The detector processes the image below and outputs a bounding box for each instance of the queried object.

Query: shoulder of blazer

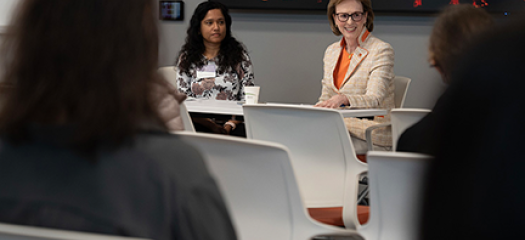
[359,33,392,52]
[323,41,343,64]
[326,40,342,53]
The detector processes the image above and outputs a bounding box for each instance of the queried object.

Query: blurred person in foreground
[396,4,493,154]
[0,0,236,239]
[420,15,525,240]
[176,1,254,137]
[315,0,395,154]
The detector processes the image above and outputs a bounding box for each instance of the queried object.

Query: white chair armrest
[365,123,391,152]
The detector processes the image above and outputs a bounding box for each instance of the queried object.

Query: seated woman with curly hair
[176,1,254,137]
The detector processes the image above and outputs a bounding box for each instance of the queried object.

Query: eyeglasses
[335,12,364,22]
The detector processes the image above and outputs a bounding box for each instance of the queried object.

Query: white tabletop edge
[184,100,387,117]
[339,109,387,118]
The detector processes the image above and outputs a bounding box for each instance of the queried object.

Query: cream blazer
[318,29,395,146]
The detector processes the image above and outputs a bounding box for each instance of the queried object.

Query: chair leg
[358,176,369,206]
[357,187,369,206]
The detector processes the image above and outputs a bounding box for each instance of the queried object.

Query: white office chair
[156,67,195,132]
[157,66,178,87]
[393,76,411,110]
[359,151,432,240]
[178,102,196,132]
[390,108,431,151]
[365,76,412,151]
[0,222,150,240]
[243,105,366,229]
[174,132,364,240]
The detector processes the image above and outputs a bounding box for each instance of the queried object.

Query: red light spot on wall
[415,0,493,8]
[473,0,488,7]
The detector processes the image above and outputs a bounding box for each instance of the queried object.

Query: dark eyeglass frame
[334,12,364,22]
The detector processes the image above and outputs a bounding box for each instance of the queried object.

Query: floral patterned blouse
[176,53,255,101]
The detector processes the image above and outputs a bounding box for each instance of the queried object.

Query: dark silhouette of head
[0,0,164,152]
[429,4,492,82]
[420,16,525,240]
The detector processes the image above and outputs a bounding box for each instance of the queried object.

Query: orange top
[333,39,353,90]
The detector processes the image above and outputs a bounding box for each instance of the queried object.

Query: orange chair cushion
[308,205,369,227]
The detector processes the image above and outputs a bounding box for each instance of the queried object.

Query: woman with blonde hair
[315,0,395,154]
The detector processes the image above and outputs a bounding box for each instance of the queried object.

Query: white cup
[244,86,260,104]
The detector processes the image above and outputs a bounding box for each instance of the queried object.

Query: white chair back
[0,222,150,240]
[365,76,411,151]
[243,105,366,229]
[157,66,178,87]
[359,151,432,240]
[175,132,363,240]
[179,102,195,132]
[156,67,195,132]
[390,108,431,151]
[393,76,411,108]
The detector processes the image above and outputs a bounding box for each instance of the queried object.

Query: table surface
[184,100,387,118]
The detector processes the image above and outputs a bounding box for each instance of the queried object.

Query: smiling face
[333,0,367,44]
[200,9,226,47]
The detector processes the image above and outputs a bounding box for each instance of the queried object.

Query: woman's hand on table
[192,118,227,134]
[314,94,349,108]
[223,120,242,135]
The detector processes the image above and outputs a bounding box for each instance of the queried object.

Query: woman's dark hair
[0,0,164,151]
[177,1,247,74]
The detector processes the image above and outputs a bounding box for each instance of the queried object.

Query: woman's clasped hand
[314,94,350,108]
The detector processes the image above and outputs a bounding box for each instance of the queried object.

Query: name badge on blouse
[196,62,216,79]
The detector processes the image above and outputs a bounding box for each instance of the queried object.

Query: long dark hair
[0,0,164,151]
[177,1,247,74]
